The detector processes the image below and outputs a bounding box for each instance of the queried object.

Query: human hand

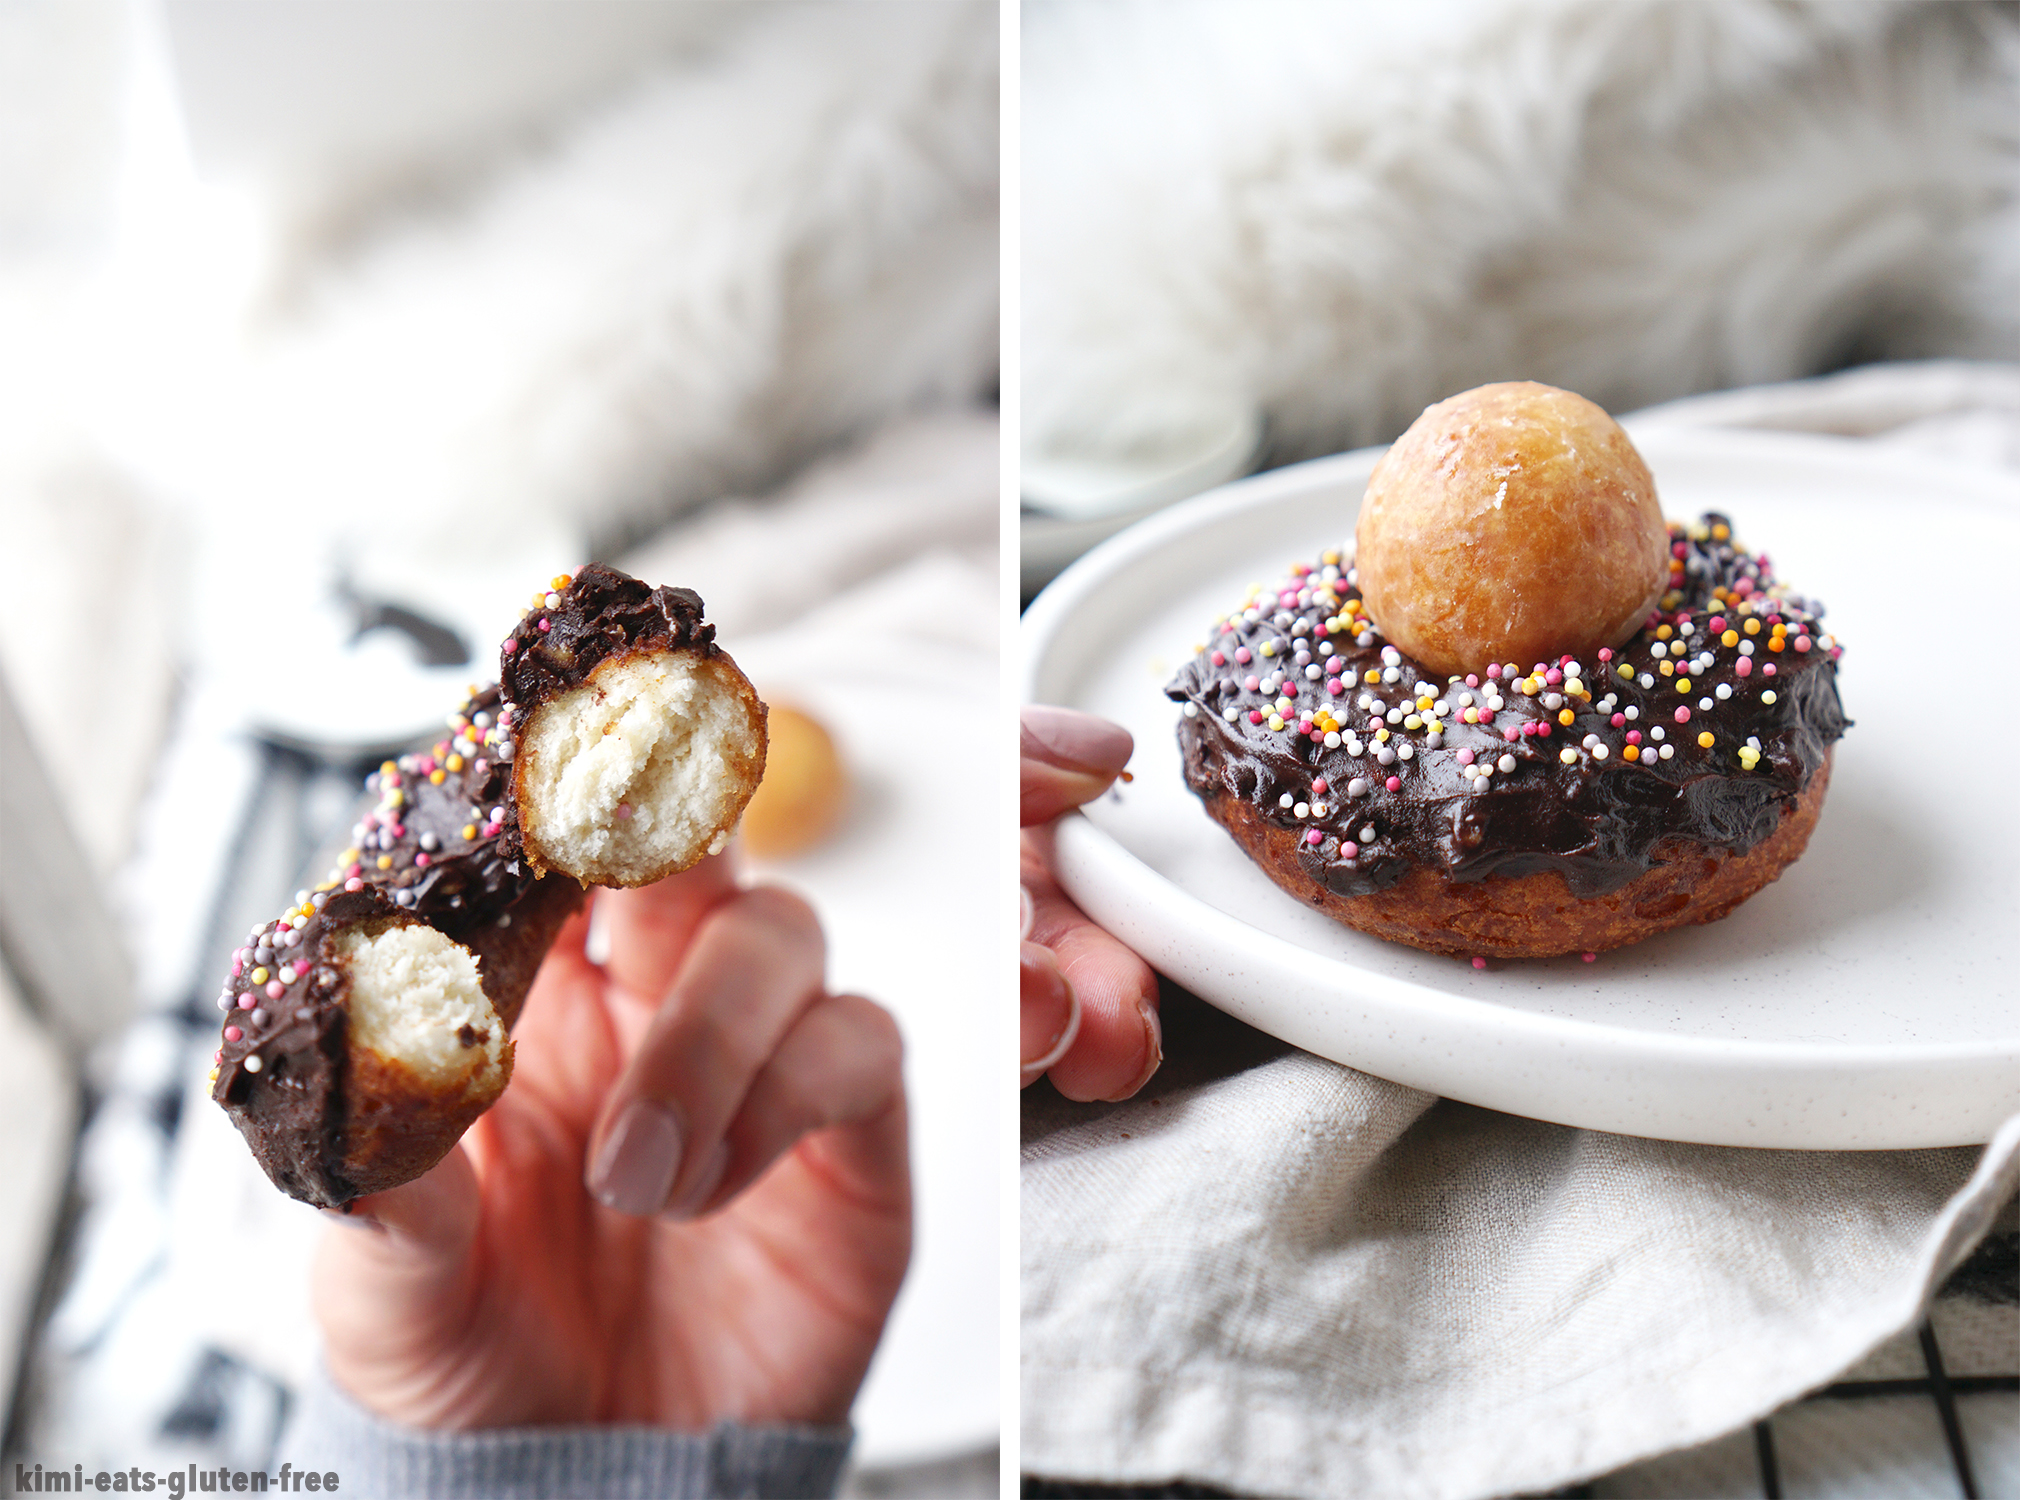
[312,855,910,1431]
[1020,706,1161,1100]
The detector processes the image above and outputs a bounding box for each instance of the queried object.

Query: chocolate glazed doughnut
[211,565,767,1206]
[1166,513,1848,959]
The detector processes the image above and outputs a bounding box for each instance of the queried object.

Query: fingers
[598,852,743,1002]
[684,992,905,1218]
[1021,833,1162,1101]
[1020,941,1081,1084]
[585,886,827,1217]
[313,1147,483,1410]
[1022,706,1133,826]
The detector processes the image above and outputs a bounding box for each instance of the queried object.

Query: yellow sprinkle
[1697,732,1715,748]
[1722,630,1739,647]
[1557,708,1575,727]
[387,790,405,808]
[446,754,464,772]
[207,1068,219,1083]
[1712,523,1730,541]
[1267,714,1284,730]
[1660,662,1674,677]
[1761,690,1777,704]
[251,967,268,984]
[1617,664,1634,679]
[1417,696,1434,711]
[1677,678,1692,692]
[339,848,359,865]
[1376,728,1390,743]
[377,855,393,870]
[463,824,478,841]
[551,574,571,589]
[1365,669,1381,684]
[1656,625,1673,641]
[430,769,446,785]
[291,914,308,929]
[380,761,397,776]
[1744,619,1761,635]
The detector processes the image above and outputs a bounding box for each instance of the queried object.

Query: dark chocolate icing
[1166,513,1848,899]
[212,886,405,1207]
[499,562,717,720]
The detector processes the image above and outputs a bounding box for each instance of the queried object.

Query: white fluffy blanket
[1024,0,2018,467]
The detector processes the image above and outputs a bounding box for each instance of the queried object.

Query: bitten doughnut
[213,566,768,1205]
[1167,403,1848,958]
[500,564,768,886]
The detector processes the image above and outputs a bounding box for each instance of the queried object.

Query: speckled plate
[1022,426,2020,1149]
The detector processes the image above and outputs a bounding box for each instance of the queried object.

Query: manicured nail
[589,1099,683,1216]
[663,1140,730,1221]
[1019,884,1035,939]
[1021,942,1081,1082]
[1021,706,1133,776]
[1103,995,1163,1102]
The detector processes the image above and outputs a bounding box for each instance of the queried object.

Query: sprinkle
[1384,775,1401,792]
[345,877,364,892]
[250,967,268,985]
[1674,708,1691,724]
[504,639,519,654]
[1560,747,1578,763]
[1471,956,1487,970]
[1304,830,1324,846]
[243,1055,262,1073]
[1359,825,1376,842]
[1498,754,1516,774]
[1697,731,1715,748]
[1761,690,1777,704]
[266,981,285,999]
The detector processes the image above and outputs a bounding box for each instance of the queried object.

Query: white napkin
[1020,362,2020,1500]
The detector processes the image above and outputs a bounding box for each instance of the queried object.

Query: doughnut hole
[333,919,507,1097]
[740,703,847,859]
[515,649,768,886]
[1355,382,1669,679]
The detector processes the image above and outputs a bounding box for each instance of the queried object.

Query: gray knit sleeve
[284,1364,853,1499]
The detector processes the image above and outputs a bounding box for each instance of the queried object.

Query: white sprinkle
[1561,747,1578,763]
[1280,793,1294,809]
[1377,747,1397,765]
[1360,825,1376,842]
[1382,646,1401,666]
[1498,754,1516,774]
[1324,731,1342,748]
[1223,707,1239,722]
[1715,684,1733,700]
[1312,802,1328,817]
[1651,726,1666,740]
[1624,706,1639,720]
[1740,640,1755,655]
[1305,665,1322,680]
[1542,693,1563,711]
[1183,702,1200,718]
[1383,667,1402,684]
[1639,674,1655,688]
[243,1055,263,1073]
[1659,744,1675,759]
[1762,690,1778,704]
[1318,641,1335,656]
[1699,698,1713,712]
[1348,778,1369,797]
[1397,744,1414,761]
[1592,744,1609,759]
[1426,732,1444,749]
[1651,641,1668,659]
[1294,802,1310,818]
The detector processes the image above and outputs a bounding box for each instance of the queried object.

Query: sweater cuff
[284,1364,853,1499]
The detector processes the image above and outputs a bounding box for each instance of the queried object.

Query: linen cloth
[1020,361,2020,1500]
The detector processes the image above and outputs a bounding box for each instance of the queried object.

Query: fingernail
[589,1099,683,1216]
[662,1140,730,1221]
[1102,995,1163,1102]
[1019,884,1035,939]
[1020,942,1081,1083]
[1022,706,1133,776]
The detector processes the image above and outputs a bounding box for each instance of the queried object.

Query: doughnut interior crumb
[518,651,765,884]
[333,921,506,1088]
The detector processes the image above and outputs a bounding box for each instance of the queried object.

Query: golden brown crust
[1202,752,1831,958]
[339,1040,512,1197]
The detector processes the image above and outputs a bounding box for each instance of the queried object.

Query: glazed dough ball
[1355,382,1669,679]
[739,704,847,859]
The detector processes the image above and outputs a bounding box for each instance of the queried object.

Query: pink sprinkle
[474,759,489,774]
[1581,952,1597,963]
[1457,749,1476,766]
[415,853,431,868]
[238,994,255,1010]
[538,618,551,633]
[1327,658,1344,675]
[1341,841,1359,859]
[1625,730,1642,744]
[1471,956,1488,970]
[1735,578,1755,596]
[1385,775,1401,792]
[503,639,519,654]
[232,960,243,978]
[417,757,436,775]
[1503,727,1520,742]
[484,821,503,838]
[346,863,363,879]
[1327,680,1345,696]
[1763,663,1776,677]
[1244,675,1261,691]
[1708,616,1726,633]
[1545,668,1563,685]
[616,803,633,820]
[1211,651,1226,666]
[389,823,405,838]
[1304,830,1323,846]
[266,980,285,999]
[1794,636,1811,652]
[1610,712,1626,727]
[345,877,364,892]
[1597,648,1613,662]
[1736,658,1752,677]
[1312,778,1329,795]
[1248,710,1264,725]
[1368,717,1384,732]
[1675,707,1691,723]
[1560,655,1576,667]
[224,1026,242,1042]
[1486,665,1502,679]
[1536,722,1551,737]
[1235,648,1252,665]
[1465,674,1479,687]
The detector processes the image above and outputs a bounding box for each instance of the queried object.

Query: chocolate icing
[1166,512,1849,900]
[499,562,717,723]
[212,886,404,1207]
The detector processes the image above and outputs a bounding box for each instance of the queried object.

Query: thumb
[1021,706,1133,826]
[312,1145,482,1413]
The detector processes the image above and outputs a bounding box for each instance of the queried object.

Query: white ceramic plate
[1022,427,2020,1149]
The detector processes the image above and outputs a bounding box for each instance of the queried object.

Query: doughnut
[1167,487,1848,957]
[212,565,767,1205]
[1355,382,1670,680]
[738,704,847,859]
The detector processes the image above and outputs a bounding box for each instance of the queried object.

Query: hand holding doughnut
[312,856,911,1430]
